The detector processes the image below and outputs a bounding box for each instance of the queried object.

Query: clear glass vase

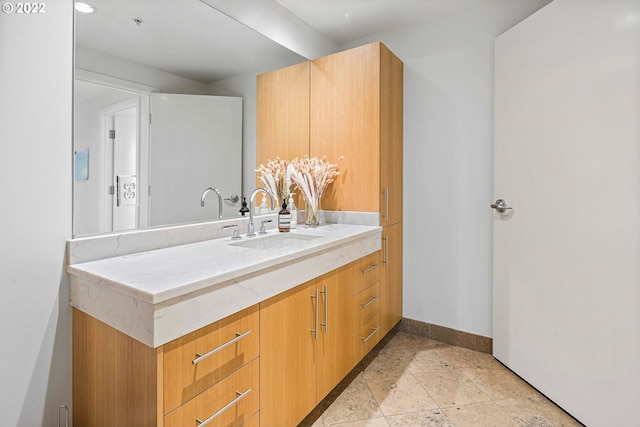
[304,199,320,226]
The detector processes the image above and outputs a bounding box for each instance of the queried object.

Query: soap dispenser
[288,193,297,229]
[278,199,291,232]
[259,194,269,214]
[239,197,249,216]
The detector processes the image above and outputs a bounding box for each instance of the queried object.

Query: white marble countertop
[68,224,379,305]
[67,221,381,347]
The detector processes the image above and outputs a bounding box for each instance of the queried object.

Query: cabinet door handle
[310,289,319,340]
[192,330,252,365]
[196,388,252,426]
[382,187,389,222]
[319,284,328,333]
[361,294,380,309]
[361,326,381,343]
[383,234,388,268]
[361,263,381,274]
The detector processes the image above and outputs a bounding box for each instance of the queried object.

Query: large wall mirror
[73,0,305,237]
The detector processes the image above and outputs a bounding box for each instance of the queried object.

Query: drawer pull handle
[361,263,381,274]
[310,290,319,340]
[196,388,252,426]
[193,330,252,365]
[319,284,328,333]
[361,326,381,343]
[361,295,380,309]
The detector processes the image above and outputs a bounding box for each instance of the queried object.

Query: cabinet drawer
[164,358,259,427]
[354,313,382,362]
[163,305,259,413]
[353,251,382,294]
[353,281,380,329]
[243,412,260,427]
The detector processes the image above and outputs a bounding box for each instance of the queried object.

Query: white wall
[209,73,259,198]
[76,45,210,95]
[0,2,73,426]
[343,0,552,337]
[74,87,139,235]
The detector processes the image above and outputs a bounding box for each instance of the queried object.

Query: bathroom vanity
[68,218,387,426]
[69,40,404,427]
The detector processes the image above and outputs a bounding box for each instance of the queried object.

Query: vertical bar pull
[319,285,328,333]
[382,187,389,222]
[383,234,388,268]
[57,405,69,427]
[310,289,319,340]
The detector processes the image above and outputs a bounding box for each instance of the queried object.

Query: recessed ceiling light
[75,2,96,14]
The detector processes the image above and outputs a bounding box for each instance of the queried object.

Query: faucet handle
[259,219,273,235]
[222,224,241,240]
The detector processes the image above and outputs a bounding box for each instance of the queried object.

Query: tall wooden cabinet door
[316,264,355,401]
[379,44,404,227]
[381,223,403,335]
[259,280,317,427]
[256,61,310,189]
[310,43,381,213]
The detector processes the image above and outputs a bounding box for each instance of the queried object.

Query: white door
[149,93,242,227]
[111,108,138,231]
[493,1,640,426]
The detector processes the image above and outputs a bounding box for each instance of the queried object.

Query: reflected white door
[493,1,640,426]
[149,93,242,226]
[111,108,138,231]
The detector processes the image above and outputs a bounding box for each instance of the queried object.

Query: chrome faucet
[248,187,275,237]
[200,187,223,219]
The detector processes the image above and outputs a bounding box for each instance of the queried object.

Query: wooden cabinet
[73,305,259,427]
[256,41,403,337]
[309,42,403,227]
[353,251,383,361]
[259,264,354,426]
[162,307,259,413]
[259,279,317,427]
[164,359,259,427]
[316,264,355,400]
[381,222,403,336]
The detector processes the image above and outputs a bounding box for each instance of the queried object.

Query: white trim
[75,68,159,94]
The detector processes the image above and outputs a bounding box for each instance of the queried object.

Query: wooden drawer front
[354,313,382,362]
[165,358,259,427]
[353,251,382,294]
[353,282,380,328]
[163,305,259,413]
[243,412,260,427]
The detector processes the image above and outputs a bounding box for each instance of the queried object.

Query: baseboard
[397,317,493,354]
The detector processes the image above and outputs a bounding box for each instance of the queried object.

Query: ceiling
[75,0,548,85]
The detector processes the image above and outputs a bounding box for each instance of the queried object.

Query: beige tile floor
[300,331,584,427]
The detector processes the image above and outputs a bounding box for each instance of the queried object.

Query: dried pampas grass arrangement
[255,157,293,203]
[289,156,341,225]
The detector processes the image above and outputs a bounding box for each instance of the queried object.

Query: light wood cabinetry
[259,264,354,426]
[164,359,259,427]
[381,222,403,335]
[259,279,317,427]
[256,61,310,205]
[162,306,259,413]
[309,42,403,227]
[73,305,259,427]
[353,251,384,361]
[256,41,403,339]
[316,264,355,400]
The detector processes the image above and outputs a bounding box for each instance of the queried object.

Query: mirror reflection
[73,0,305,236]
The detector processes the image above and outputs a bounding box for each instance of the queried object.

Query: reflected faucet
[248,187,275,237]
[201,187,223,219]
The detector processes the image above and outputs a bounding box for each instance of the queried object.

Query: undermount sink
[230,232,322,250]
